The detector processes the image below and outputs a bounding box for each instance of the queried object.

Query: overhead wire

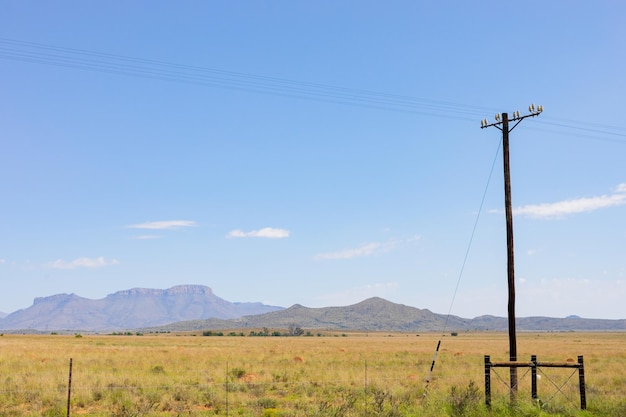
[0,37,491,121]
[2,38,626,144]
[424,135,503,394]
[4,37,626,147]
[526,126,626,145]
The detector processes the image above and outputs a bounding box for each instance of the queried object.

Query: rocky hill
[142,297,626,333]
[0,285,282,332]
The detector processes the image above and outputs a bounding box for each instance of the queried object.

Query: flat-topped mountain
[0,285,282,332]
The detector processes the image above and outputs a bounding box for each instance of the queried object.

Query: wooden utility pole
[480,104,543,398]
[501,113,518,395]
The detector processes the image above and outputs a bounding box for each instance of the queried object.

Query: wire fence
[0,354,592,416]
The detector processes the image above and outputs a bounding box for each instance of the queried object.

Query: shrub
[150,365,165,374]
[230,367,246,379]
[448,380,480,416]
[258,397,278,409]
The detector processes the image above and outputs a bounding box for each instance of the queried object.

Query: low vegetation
[0,331,624,416]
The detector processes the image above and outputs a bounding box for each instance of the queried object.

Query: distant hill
[147,297,466,332]
[142,297,626,333]
[0,311,6,319]
[1,287,624,333]
[0,285,283,332]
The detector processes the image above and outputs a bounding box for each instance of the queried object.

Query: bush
[230,367,246,379]
[151,365,165,374]
[448,380,480,416]
[202,331,223,336]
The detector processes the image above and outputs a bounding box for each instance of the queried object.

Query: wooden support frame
[484,355,586,410]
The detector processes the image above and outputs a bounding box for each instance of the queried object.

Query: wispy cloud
[47,257,120,270]
[126,220,198,230]
[490,183,626,219]
[227,227,290,239]
[315,242,382,260]
[0,258,6,264]
[315,236,420,260]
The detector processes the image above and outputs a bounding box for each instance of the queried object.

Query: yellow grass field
[0,331,624,416]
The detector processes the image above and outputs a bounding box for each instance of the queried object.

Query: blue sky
[1,2,625,320]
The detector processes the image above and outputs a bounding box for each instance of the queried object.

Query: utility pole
[481,104,543,398]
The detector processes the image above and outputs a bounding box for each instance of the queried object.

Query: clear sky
[1,2,625,320]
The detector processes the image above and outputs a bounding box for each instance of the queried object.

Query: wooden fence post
[484,355,491,408]
[66,358,73,417]
[531,355,537,402]
[578,355,586,410]
[225,362,229,417]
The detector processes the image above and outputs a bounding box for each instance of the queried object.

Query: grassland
[0,331,624,416]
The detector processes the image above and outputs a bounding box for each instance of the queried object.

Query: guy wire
[424,136,502,394]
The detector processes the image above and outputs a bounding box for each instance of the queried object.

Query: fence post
[484,355,491,409]
[531,355,537,402]
[225,362,229,417]
[578,355,586,410]
[66,358,73,417]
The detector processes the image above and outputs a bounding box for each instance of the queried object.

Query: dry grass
[0,331,624,416]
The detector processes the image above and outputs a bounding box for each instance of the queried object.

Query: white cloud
[0,258,6,265]
[126,220,197,230]
[48,257,120,270]
[315,242,382,260]
[514,194,626,219]
[490,183,626,219]
[226,227,290,239]
[315,236,420,260]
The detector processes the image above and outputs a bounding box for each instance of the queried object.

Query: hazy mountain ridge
[142,297,626,333]
[1,286,624,333]
[0,285,283,332]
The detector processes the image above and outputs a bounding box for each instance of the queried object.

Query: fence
[3,332,617,416]
[1,355,442,416]
[484,354,586,410]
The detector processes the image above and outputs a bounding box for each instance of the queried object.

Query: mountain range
[144,296,626,333]
[0,285,282,332]
[1,285,624,333]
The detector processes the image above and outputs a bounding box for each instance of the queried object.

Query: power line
[536,120,626,138]
[0,38,491,120]
[526,126,626,145]
[2,37,625,144]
